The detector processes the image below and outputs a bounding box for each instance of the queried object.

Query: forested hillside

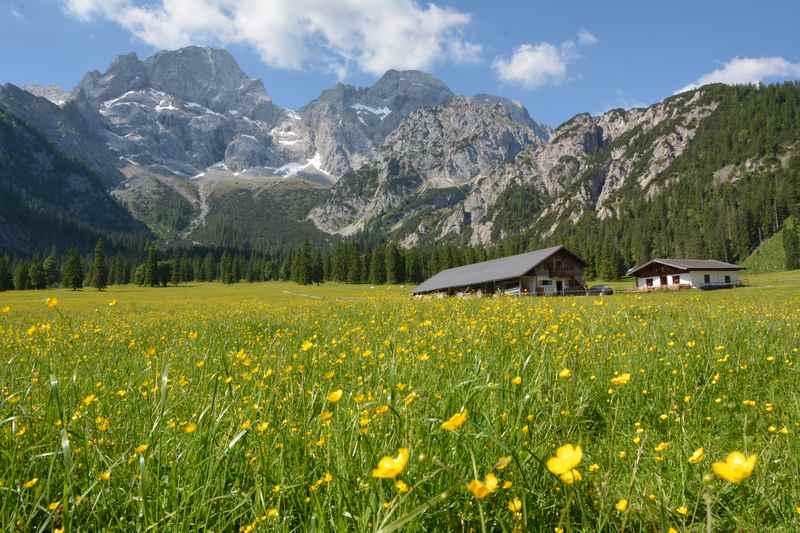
[0,109,151,253]
[543,83,800,277]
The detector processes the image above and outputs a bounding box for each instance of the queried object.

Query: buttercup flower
[466,473,498,499]
[327,389,343,403]
[712,451,757,484]
[546,444,582,484]
[441,409,468,431]
[371,448,409,479]
[611,373,631,386]
[688,447,705,464]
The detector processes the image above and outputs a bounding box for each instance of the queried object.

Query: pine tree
[369,246,386,284]
[170,260,181,285]
[43,254,58,287]
[203,252,216,281]
[0,257,10,291]
[28,258,45,290]
[92,239,108,291]
[145,246,159,287]
[291,242,313,285]
[384,243,403,284]
[13,261,29,290]
[311,249,324,284]
[220,252,234,284]
[63,249,83,290]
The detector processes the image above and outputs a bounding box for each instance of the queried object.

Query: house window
[672,275,680,285]
[704,274,711,285]
[540,279,552,286]
[724,275,731,284]
[646,278,654,287]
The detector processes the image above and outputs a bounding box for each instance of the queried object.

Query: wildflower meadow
[1,274,799,531]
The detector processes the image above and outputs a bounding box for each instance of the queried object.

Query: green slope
[742,217,796,272]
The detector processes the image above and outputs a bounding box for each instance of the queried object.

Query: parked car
[587,284,614,295]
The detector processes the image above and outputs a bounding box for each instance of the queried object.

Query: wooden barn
[412,245,587,297]
[626,259,744,291]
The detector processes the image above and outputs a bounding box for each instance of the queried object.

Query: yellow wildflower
[441,409,468,431]
[466,473,498,499]
[610,373,631,386]
[371,448,409,479]
[511,375,522,385]
[546,444,582,476]
[327,389,343,403]
[507,497,523,513]
[712,451,757,484]
[182,422,197,433]
[46,297,58,308]
[559,368,572,379]
[615,499,628,512]
[688,447,705,464]
[134,443,149,454]
[22,478,39,489]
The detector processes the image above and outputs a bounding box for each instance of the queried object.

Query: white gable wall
[635,270,739,290]
[687,270,739,288]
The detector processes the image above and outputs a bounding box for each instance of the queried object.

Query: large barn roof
[626,258,744,277]
[412,245,584,295]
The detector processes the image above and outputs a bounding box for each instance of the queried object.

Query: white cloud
[10,7,24,19]
[492,31,597,89]
[62,0,480,77]
[577,30,598,46]
[678,56,800,93]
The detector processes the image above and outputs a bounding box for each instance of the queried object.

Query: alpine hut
[412,245,587,297]
[625,259,744,291]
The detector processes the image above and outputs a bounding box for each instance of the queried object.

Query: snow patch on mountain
[351,103,392,120]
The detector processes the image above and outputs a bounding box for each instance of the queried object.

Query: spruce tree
[291,242,313,285]
[311,249,324,284]
[92,239,108,290]
[145,246,159,287]
[28,259,45,289]
[368,247,386,284]
[63,249,83,290]
[170,260,181,285]
[203,252,216,281]
[13,262,29,290]
[0,257,9,291]
[43,254,58,287]
[384,244,403,284]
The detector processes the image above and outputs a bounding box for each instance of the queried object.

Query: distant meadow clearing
[1,274,799,531]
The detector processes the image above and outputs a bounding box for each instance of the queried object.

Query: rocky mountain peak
[21,84,69,106]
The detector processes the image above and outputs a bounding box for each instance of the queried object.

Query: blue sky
[3,1,799,126]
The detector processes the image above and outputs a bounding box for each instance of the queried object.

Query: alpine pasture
[1,274,799,531]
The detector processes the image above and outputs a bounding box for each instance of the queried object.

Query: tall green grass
[1,278,799,531]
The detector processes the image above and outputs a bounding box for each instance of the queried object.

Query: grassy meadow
[1,273,799,531]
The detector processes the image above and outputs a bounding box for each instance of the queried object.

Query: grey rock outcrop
[308,95,546,234]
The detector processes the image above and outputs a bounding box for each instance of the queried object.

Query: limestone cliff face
[371,89,720,246]
[307,95,547,235]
